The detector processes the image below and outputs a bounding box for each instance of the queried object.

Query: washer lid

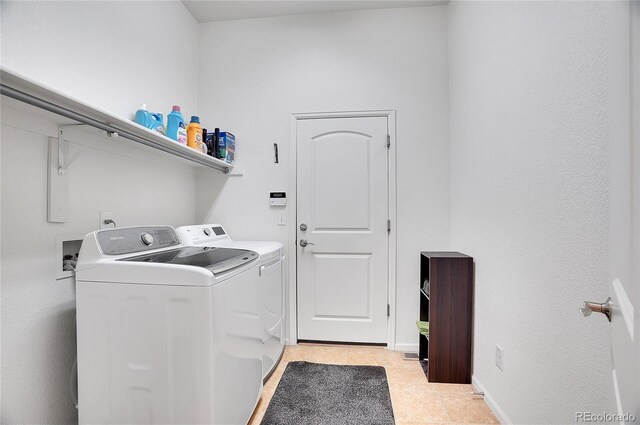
[233,241,283,261]
[118,246,258,274]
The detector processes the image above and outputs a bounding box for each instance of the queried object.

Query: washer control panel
[177,225,229,245]
[97,226,180,255]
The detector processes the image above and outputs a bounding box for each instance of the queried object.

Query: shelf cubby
[419,251,474,384]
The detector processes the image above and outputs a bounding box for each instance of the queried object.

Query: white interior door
[606,1,639,420]
[296,116,389,343]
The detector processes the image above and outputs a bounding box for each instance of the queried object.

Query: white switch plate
[277,211,287,226]
[495,344,504,371]
[100,211,116,229]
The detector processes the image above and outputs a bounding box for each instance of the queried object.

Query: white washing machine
[75,226,262,425]
[176,224,285,381]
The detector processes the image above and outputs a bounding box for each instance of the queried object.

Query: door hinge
[386,135,390,148]
[387,219,391,232]
[387,304,390,317]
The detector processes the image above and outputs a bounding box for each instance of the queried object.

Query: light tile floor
[249,343,498,425]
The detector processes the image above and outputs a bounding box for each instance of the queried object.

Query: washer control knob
[204,228,211,236]
[141,232,154,246]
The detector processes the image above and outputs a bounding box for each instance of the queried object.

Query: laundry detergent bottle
[134,104,150,127]
[187,116,203,151]
[148,113,165,135]
[166,105,187,145]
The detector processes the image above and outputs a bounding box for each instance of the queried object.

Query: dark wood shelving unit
[419,251,473,384]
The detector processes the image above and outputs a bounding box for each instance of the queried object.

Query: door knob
[299,239,314,247]
[579,297,612,322]
[300,223,307,231]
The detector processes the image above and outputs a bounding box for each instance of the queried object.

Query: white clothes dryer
[176,224,285,381]
[75,226,262,425]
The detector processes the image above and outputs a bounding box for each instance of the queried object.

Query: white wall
[0,1,199,120]
[0,2,200,422]
[448,2,613,423]
[196,6,451,350]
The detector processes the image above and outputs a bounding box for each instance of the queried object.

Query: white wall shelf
[0,67,233,173]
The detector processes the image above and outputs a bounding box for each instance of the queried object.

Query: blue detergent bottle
[135,104,165,135]
[166,105,187,145]
[148,113,165,135]
[134,104,151,127]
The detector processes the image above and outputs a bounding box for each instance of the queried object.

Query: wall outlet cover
[495,344,504,371]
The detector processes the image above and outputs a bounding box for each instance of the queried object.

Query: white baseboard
[393,342,419,352]
[472,375,512,425]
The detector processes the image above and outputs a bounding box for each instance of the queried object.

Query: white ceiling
[182,1,447,23]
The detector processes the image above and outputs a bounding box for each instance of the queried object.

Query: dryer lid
[118,246,258,274]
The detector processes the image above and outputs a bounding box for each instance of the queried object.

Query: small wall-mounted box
[56,234,84,280]
[270,192,287,206]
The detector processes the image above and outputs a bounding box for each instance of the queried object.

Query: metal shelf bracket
[48,133,68,223]
[56,124,100,176]
[49,125,105,222]
[57,127,65,176]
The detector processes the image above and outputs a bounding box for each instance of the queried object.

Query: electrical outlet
[100,211,116,229]
[495,344,504,371]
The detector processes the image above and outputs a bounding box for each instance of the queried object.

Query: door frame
[287,110,398,349]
